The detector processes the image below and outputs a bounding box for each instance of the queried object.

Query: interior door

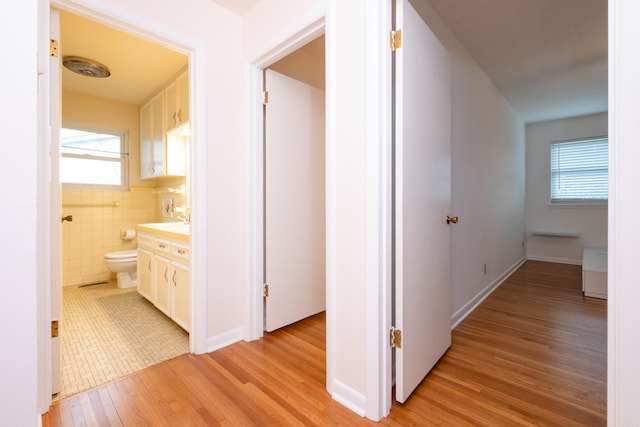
[50,8,62,395]
[264,69,325,332]
[394,0,452,403]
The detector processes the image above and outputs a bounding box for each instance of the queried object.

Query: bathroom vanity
[136,222,190,332]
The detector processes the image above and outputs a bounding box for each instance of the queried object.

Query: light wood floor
[43,260,606,426]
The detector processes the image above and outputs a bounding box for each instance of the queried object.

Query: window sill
[548,200,608,208]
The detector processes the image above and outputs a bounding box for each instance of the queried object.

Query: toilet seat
[104,249,137,260]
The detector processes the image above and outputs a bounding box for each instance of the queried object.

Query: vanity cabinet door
[137,247,154,302]
[153,255,171,317]
[170,262,190,332]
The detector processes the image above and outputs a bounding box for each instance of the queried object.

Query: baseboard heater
[531,230,580,238]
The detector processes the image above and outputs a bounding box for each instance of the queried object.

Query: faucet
[176,208,191,224]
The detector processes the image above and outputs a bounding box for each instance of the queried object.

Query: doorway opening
[263,35,326,333]
[245,18,325,340]
[52,7,197,399]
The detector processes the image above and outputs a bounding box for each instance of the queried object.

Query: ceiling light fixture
[62,56,111,78]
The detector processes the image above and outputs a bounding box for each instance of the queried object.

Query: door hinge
[390,327,402,348]
[50,39,59,57]
[51,320,59,338]
[390,29,402,51]
[264,283,269,297]
[263,91,269,105]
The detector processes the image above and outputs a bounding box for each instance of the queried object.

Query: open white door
[50,9,62,396]
[264,69,325,332]
[394,0,452,403]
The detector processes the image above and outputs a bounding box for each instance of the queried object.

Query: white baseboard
[526,255,582,265]
[331,379,366,417]
[206,327,243,353]
[451,257,526,329]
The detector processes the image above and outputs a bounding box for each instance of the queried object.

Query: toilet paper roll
[121,229,136,241]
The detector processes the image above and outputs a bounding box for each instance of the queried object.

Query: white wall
[412,1,526,322]
[2,0,38,425]
[525,113,608,264]
[609,0,640,423]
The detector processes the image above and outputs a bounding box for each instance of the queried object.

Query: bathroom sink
[137,222,190,238]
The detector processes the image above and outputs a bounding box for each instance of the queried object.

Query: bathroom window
[550,137,608,204]
[60,126,129,191]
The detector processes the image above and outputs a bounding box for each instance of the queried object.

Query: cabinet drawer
[171,242,190,263]
[152,238,171,253]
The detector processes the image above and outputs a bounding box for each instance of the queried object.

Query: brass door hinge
[50,39,59,57]
[51,320,59,338]
[390,327,402,348]
[390,30,402,51]
[263,91,269,105]
[264,283,269,297]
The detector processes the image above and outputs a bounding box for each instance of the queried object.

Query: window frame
[549,136,608,206]
[60,122,130,191]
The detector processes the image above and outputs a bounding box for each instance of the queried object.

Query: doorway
[245,20,326,341]
[263,37,326,332]
[51,6,197,399]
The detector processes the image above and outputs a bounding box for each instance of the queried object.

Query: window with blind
[60,127,129,191]
[550,137,608,203]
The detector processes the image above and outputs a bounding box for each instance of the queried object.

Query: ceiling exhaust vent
[63,56,111,78]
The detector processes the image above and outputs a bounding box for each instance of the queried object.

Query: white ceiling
[210,0,260,15]
[426,0,608,123]
[61,1,608,123]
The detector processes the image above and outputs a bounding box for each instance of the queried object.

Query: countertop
[136,222,190,241]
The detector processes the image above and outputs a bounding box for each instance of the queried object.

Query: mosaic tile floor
[60,281,189,398]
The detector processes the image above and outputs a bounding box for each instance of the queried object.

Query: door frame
[243,13,332,381]
[243,17,325,339]
[244,1,392,420]
[41,0,208,406]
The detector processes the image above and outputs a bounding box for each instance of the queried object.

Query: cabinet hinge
[50,39,59,57]
[51,320,59,338]
[264,283,269,297]
[390,29,402,51]
[263,91,269,105]
[390,327,402,348]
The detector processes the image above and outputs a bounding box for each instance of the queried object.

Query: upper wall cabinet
[140,70,189,180]
[165,71,189,132]
[140,92,166,179]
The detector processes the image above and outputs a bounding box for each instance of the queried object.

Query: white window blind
[550,137,608,202]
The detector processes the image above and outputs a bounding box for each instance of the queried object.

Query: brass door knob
[446,215,458,225]
[61,214,73,223]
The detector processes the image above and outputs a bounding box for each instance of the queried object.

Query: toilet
[103,250,138,289]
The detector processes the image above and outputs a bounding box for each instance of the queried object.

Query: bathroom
[57,9,191,397]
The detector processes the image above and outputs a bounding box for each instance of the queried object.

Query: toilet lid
[104,249,137,260]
